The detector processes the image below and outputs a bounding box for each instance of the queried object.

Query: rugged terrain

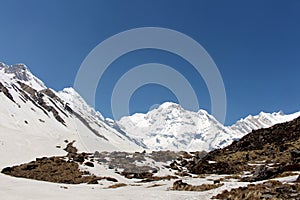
[1,62,300,199]
[187,116,300,177]
[2,116,300,199]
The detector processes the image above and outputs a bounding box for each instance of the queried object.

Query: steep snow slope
[0,63,141,168]
[57,87,144,150]
[117,102,300,152]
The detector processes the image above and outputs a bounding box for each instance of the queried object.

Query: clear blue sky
[0,0,300,125]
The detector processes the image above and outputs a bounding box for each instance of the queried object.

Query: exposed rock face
[0,82,15,102]
[243,165,283,182]
[16,81,66,125]
[4,64,30,81]
[40,88,63,104]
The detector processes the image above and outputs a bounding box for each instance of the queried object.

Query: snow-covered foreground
[0,173,238,200]
[1,170,298,200]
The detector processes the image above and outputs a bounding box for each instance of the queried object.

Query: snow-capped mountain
[116,102,300,152]
[0,62,141,167]
[116,102,231,151]
[1,62,299,156]
[0,62,46,90]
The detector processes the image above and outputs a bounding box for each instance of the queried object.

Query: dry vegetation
[213,180,300,200]
[1,156,110,184]
[139,175,178,183]
[107,183,128,189]
[173,180,224,192]
[1,141,118,184]
[180,117,300,181]
[146,183,166,188]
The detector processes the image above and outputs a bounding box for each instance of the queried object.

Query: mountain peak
[5,63,29,81]
[0,62,28,71]
[157,102,211,117]
[0,62,9,68]
[60,87,80,98]
[0,62,46,90]
[117,101,300,151]
[11,63,28,69]
[158,102,181,109]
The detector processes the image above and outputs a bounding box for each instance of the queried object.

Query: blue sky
[0,0,300,125]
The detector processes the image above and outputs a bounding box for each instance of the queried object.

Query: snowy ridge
[58,87,105,122]
[57,87,143,149]
[117,102,300,152]
[229,111,300,135]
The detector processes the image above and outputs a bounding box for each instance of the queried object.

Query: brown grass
[274,171,298,178]
[224,174,241,180]
[139,175,178,183]
[147,183,166,188]
[173,180,224,192]
[213,180,300,200]
[107,183,127,189]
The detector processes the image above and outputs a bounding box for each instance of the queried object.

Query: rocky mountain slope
[186,115,300,176]
[0,62,141,168]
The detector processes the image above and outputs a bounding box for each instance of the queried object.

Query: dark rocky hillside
[172,116,300,184]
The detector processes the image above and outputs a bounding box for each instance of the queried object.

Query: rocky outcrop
[94,150,186,180]
[0,82,15,102]
[40,88,63,104]
[242,165,283,182]
[1,142,117,184]
[16,81,66,125]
